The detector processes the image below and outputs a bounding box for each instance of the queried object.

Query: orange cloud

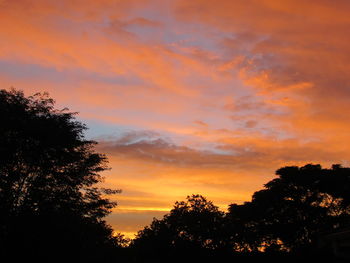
[2,0,350,238]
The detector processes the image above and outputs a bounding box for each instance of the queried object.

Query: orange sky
[1,0,350,238]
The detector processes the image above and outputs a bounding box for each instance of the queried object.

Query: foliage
[0,89,121,260]
[132,164,350,261]
[132,194,226,259]
[227,164,350,252]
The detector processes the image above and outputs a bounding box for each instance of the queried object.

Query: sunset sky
[2,0,350,238]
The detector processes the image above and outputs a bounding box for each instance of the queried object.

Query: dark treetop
[0,89,120,261]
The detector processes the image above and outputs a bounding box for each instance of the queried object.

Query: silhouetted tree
[131,195,226,261]
[0,89,121,261]
[227,164,350,253]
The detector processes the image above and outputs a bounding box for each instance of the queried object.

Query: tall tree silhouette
[0,89,120,261]
[227,164,350,253]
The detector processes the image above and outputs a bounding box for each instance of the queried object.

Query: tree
[227,164,350,253]
[131,195,226,260]
[0,89,120,261]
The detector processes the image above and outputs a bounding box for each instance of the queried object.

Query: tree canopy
[132,164,350,261]
[132,195,226,261]
[227,164,350,253]
[0,89,120,261]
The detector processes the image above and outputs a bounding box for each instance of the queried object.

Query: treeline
[0,89,349,262]
[130,164,350,262]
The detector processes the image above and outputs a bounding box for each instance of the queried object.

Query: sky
[2,0,350,238]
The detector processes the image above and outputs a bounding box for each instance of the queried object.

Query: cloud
[171,1,350,162]
[3,0,350,237]
[98,130,265,170]
[98,128,350,236]
[175,0,350,131]
[98,129,349,186]
[107,210,167,237]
